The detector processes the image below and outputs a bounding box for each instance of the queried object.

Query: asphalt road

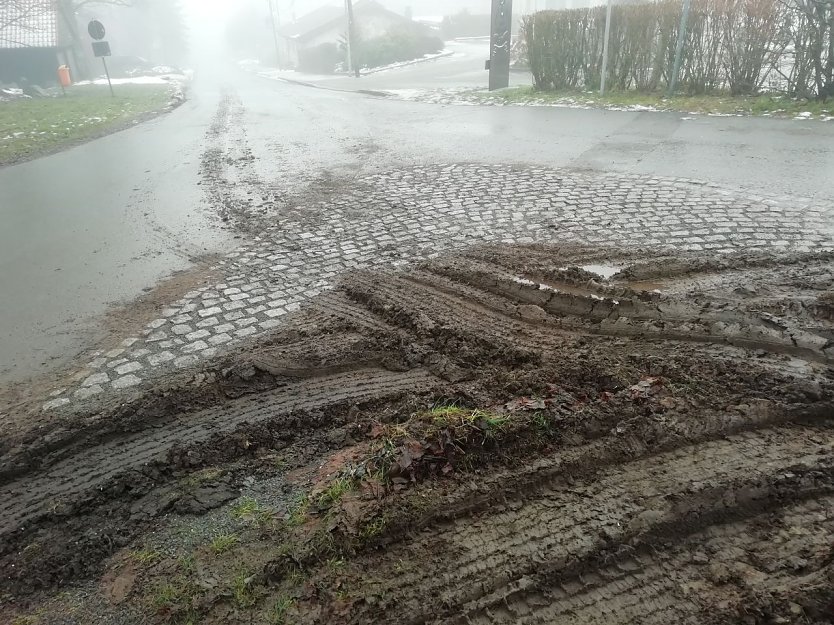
[1,63,833,384]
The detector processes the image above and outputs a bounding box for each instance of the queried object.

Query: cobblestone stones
[42,164,833,410]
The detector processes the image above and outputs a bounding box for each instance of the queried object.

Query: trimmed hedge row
[522,0,832,98]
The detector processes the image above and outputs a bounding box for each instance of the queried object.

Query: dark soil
[1,244,833,625]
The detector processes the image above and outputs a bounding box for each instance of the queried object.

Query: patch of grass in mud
[269,596,297,625]
[209,533,239,555]
[129,548,163,566]
[365,404,526,484]
[231,570,259,609]
[318,476,355,508]
[151,577,201,625]
[231,496,275,530]
[183,467,224,487]
[286,493,312,527]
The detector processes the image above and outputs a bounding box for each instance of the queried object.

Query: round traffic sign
[88,20,106,41]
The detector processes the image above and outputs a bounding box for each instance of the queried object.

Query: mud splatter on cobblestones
[41,161,833,410]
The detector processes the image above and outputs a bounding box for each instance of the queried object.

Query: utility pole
[600,0,613,96]
[345,0,358,77]
[268,0,281,69]
[488,0,513,90]
[668,0,692,96]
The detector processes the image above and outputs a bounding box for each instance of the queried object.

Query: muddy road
[1,244,833,625]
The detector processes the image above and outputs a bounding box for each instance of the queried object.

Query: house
[277,1,415,69]
[0,3,75,86]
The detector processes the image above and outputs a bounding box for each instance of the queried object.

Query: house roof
[278,1,410,42]
[277,5,344,41]
[0,2,60,49]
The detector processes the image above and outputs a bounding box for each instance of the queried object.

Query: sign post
[668,0,692,96]
[489,0,513,91]
[88,20,114,97]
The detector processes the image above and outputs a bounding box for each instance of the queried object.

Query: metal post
[488,0,513,91]
[668,0,692,96]
[600,0,613,96]
[268,0,281,69]
[101,57,114,97]
[345,0,358,77]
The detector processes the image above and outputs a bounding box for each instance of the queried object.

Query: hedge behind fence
[522,0,833,98]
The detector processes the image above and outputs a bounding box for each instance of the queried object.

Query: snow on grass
[0,84,176,163]
[361,50,454,75]
[384,86,834,120]
[75,74,188,87]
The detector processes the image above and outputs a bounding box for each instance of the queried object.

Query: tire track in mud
[0,368,441,590]
[344,423,834,625]
[2,245,833,611]
[0,368,433,527]
[467,495,834,624]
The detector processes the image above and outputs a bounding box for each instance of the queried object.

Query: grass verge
[0,84,176,165]
[471,86,834,119]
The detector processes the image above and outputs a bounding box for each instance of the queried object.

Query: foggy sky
[183,0,493,24]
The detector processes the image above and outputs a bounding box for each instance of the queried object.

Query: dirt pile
[1,244,833,625]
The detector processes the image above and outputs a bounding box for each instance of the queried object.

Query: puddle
[579,265,621,280]
[514,276,620,304]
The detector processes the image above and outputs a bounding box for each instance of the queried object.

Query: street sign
[91,39,115,97]
[92,41,111,57]
[88,20,106,41]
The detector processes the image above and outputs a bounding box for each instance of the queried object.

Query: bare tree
[0,0,53,46]
[793,0,833,98]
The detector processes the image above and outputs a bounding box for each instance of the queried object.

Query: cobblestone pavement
[42,163,833,411]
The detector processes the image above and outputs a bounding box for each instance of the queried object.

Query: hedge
[522,0,833,98]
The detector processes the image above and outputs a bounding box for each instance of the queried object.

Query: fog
[179,0,494,72]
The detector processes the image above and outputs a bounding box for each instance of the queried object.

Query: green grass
[287,494,311,527]
[429,405,509,432]
[475,86,834,118]
[183,467,224,487]
[232,496,267,519]
[151,577,201,624]
[231,571,259,609]
[269,596,296,625]
[209,533,239,555]
[359,514,388,540]
[317,477,354,508]
[0,84,174,164]
[129,548,163,566]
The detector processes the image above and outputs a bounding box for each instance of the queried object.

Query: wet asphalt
[1,58,833,383]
